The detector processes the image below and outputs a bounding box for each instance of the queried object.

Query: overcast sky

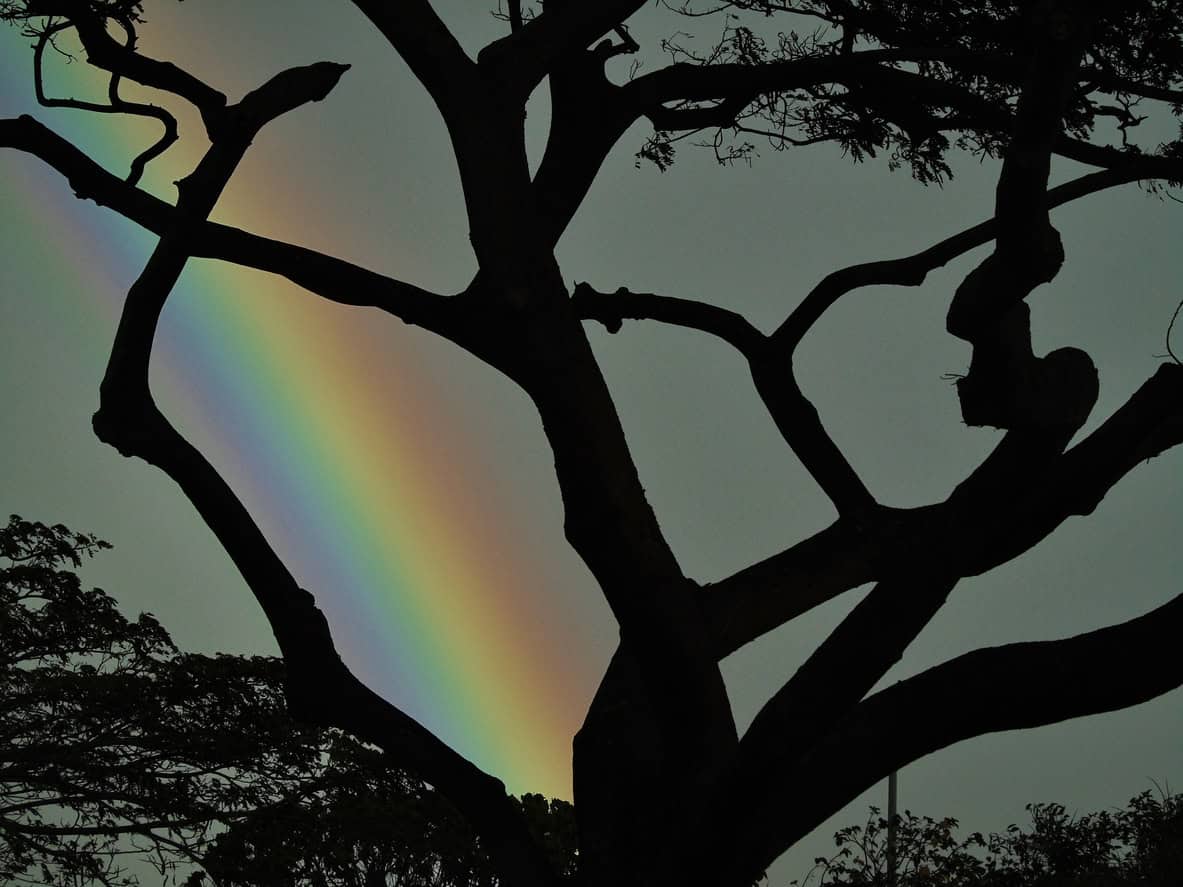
[2,1,1181,882]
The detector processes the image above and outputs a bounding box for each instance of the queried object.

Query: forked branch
[749,580,1183,878]
[574,281,876,516]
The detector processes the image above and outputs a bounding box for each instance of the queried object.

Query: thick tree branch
[479,1,647,97]
[711,365,1183,880]
[478,297,740,755]
[573,147,1183,660]
[347,0,475,114]
[748,352,878,516]
[573,279,876,515]
[531,50,639,248]
[75,61,555,887]
[738,572,957,769]
[988,363,1183,555]
[572,282,764,353]
[701,516,885,656]
[465,288,741,880]
[0,116,455,336]
[704,362,1183,658]
[770,162,1179,354]
[733,581,1183,882]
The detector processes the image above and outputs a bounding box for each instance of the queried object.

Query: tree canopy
[0,515,575,886]
[2,1,1183,885]
[799,790,1183,887]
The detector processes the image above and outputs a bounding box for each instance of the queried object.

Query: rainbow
[1,15,607,798]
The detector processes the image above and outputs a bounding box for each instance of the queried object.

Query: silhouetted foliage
[3,1,1183,885]
[0,516,575,886]
[799,790,1183,887]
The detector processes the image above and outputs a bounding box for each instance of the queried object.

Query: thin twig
[1166,298,1183,365]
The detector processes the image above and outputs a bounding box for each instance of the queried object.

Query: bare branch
[570,279,876,515]
[700,516,882,657]
[573,282,764,354]
[347,0,475,114]
[32,23,177,186]
[771,162,1181,355]
[748,351,878,516]
[736,571,957,784]
[737,580,1183,880]
[0,116,454,336]
[1,114,171,228]
[49,0,227,133]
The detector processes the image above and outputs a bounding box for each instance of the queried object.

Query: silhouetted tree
[2,2,1183,885]
[0,515,575,885]
[798,790,1183,887]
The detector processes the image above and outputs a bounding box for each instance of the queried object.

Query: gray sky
[2,1,1181,882]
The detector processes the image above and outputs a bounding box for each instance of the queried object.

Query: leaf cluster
[652,0,1183,181]
[0,1,147,30]
[797,790,1183,887]
[1,516,576,886]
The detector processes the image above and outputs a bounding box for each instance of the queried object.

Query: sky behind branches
[2,1,1181,881]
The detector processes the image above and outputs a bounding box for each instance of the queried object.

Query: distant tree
[799,791,1183,887]
[0,515,574,886]
[3,1,1183,884]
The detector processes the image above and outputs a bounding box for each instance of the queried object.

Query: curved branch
[571,279,876,515]
[33,23,178,186]
[50,0,227,132]
[748,352,878,516]
[770,161,1178,353]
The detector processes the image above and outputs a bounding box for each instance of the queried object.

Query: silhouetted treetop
[799,790,1183,886]
[0,515,576,886]
[637,0,1183,176]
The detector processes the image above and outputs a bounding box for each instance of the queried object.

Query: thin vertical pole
[887,770,898,887]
